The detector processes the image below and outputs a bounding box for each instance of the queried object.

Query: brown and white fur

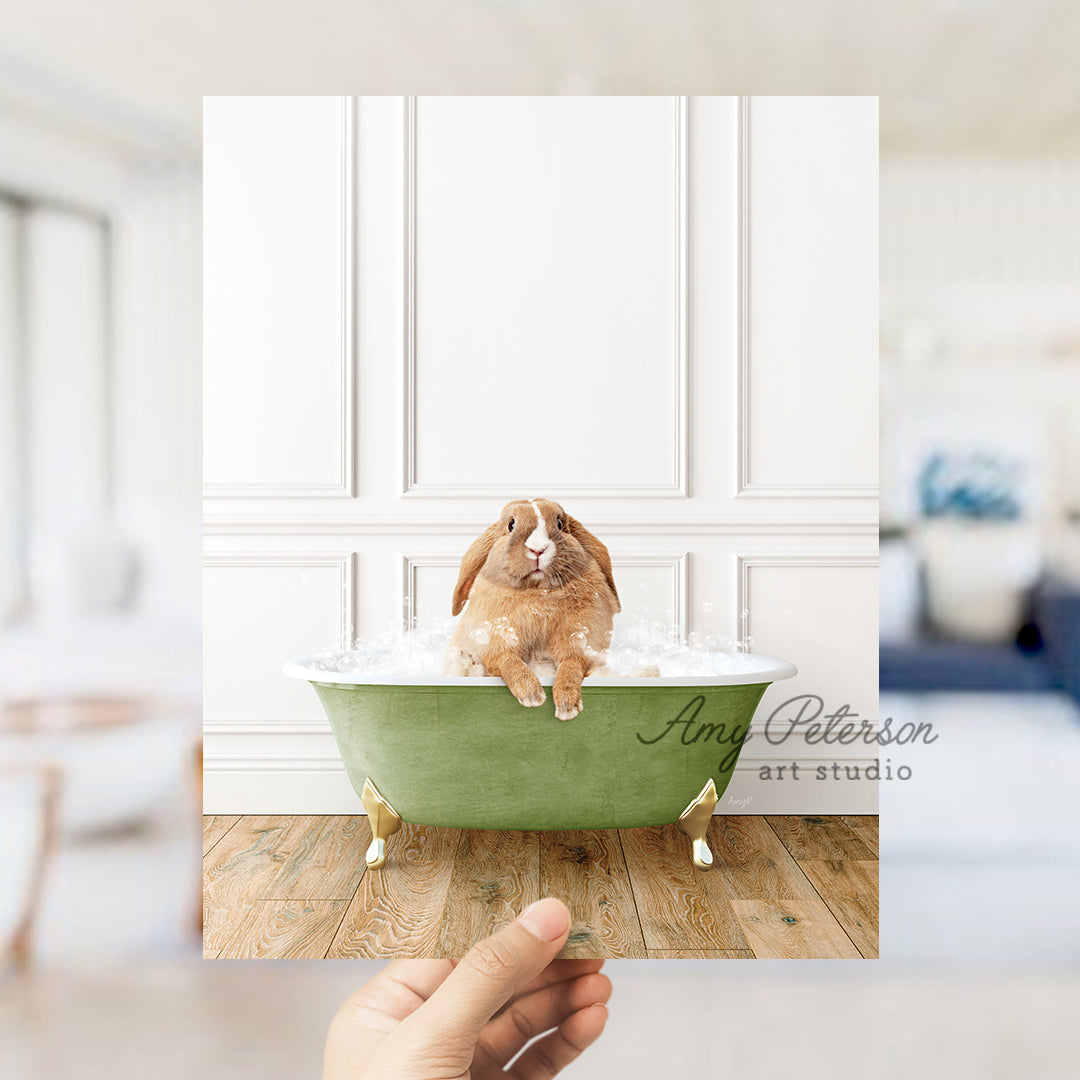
[443,498,620,720]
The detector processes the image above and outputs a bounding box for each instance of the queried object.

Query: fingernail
[516,898,570,942]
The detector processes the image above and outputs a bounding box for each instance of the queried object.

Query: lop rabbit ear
[451,522,502,616]
[565,515,620,612]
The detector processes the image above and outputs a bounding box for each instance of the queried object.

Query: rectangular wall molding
[734,96,878,500]
[203,550,358,646]
[399,552,458,628]
[400,95,690,499]
[613,551,689,637]
[398,550,689,634]
[204,96,357,499]
[734,552,879,644]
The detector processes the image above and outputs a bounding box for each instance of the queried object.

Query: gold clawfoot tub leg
[361,778,402,869]
[677,778,719,870]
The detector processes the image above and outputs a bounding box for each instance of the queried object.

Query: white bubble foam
[298,608,769,679]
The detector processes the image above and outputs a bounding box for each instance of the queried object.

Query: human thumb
[401,898,571,1056]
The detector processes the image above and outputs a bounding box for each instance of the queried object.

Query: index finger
[489,958,606,1020]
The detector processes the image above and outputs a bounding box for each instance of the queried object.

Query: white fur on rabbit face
[505,500,592,591]
[451,498,621,617]
[523,499,556,577]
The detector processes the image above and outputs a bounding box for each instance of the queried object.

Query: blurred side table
[0,696,195,836]
[1,695,202,963]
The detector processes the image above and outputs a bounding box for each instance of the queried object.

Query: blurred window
[0,195,110,625]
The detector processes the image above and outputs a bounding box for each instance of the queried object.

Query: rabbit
[443,498,620,720]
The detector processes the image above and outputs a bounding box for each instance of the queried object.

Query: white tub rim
[283,653,797,688]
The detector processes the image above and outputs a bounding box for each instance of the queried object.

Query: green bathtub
[283,658,796,870]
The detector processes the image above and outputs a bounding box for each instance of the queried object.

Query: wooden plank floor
[204,814,877,960]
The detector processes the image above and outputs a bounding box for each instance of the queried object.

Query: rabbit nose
[528,546,544,557]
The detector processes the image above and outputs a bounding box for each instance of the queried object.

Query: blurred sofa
[880,576,1080,700]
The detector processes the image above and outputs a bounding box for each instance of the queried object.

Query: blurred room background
[2,0,1080,1077]
[879,158,1080,965]
[0,46,202,973]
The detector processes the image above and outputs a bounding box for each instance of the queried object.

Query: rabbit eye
[556,517,564,530]
[508,519,515,532]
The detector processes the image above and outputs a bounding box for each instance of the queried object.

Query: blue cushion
[880,641,1056,693]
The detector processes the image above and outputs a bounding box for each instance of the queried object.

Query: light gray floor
[4,959,1080,1079]
[881,691,1080,965]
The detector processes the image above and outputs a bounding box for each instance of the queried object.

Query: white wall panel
[406,96,685,496]
[203,553,355,724]
[741,96,878,496]
[607,554,688,640]
[723,557,879,814]
[203,96,353,496]
[401,556,459,628]
[739,557,878,722]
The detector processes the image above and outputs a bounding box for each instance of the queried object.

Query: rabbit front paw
[553,686,583,721]
[510,674,546,708]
